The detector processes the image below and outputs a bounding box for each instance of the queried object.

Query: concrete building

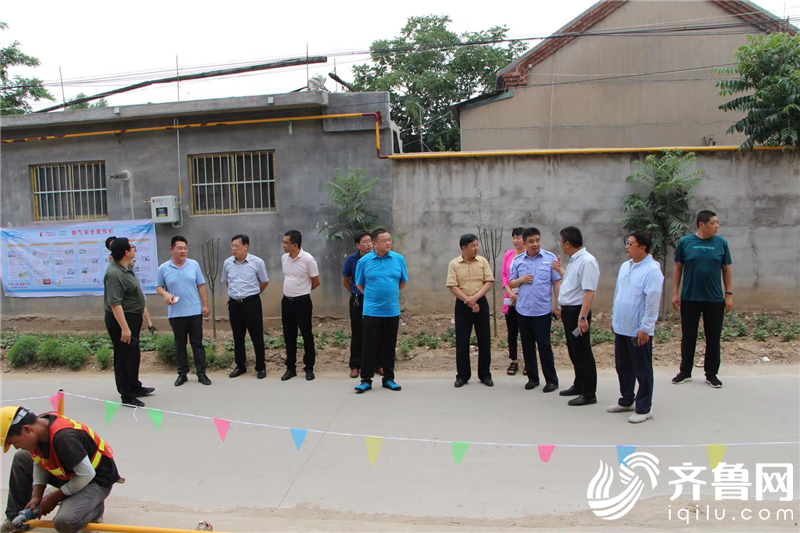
[1,91,396,318]
[456,0,795,150]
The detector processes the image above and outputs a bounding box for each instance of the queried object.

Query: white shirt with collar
[557,248,600,307]
[611,254,664,337]
[281,249,319,297]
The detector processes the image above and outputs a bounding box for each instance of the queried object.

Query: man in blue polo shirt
[156,236,211,387]
[353,228,408,394]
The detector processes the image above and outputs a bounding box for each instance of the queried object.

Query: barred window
[31,162,107,221]
[189,151,276,215]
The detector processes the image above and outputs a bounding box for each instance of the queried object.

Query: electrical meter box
[150,196,179,223]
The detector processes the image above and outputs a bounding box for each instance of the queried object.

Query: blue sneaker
[382,380,402,391]
[355,381,372,394]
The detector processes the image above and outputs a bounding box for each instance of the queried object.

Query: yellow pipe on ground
[25,519,230,533]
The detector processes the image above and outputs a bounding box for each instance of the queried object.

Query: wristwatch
[725,292,734,295]
[579,316,587,322]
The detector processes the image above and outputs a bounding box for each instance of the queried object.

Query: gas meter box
[150,196,180,223]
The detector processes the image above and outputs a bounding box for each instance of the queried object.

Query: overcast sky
[2,0,798,111]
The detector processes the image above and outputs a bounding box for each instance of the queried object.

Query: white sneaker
[607,404,634,413]
[628,412,653,424]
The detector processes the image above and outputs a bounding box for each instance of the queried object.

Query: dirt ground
[3,309,799,376]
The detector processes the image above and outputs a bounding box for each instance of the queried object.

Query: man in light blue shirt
[609,230,664,424]
[353,229,407,394]
[509,227,561,392]
[156,236,211,387]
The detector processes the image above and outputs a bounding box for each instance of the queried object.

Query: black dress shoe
[454,378,467,388]
[559,386,580,397]
[568,395,597,406]
[198,374,212,386]
[543,383,558,393]
[480,378,494,387]
[281,369,297,381]
[122,398,145,408]
[174,375,188,387]
[135,387,155,397]
[229,367,247,378]
[305,370,315,381]
[525,380,540,390]
[256,370,267,380]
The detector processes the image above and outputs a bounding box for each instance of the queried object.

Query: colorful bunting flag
[104,401,119,426]
[617,445,636,466]
[213,418,230,442]
[49,392,64,413]
[148,409,163,430]
[290,429,307,450]
[538,445,556,463]
[707,444,727,470]
[452,442,470,465]
[365,436,383,465]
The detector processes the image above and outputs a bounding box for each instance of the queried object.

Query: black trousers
[361,315,399,384]
[348,293,365,369]
[228,295,266,372]
[169,314,206,376]
[614,334,654,414]
[105,310,143,403]
[517,312,558,385]
[680,300,725,377]
[505,306,519,361]
[561,306,597,398]
[454,297,492,382]
[282,295,315,371]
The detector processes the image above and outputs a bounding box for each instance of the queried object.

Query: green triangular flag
[452,442,470,465]
[148,409,163,430]
[104,401,119,426]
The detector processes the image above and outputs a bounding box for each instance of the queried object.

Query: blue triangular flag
[290,428,307,450]
[617,445,637,466]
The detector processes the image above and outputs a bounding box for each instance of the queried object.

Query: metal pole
[59,68,66,107]
[175,56,180,102]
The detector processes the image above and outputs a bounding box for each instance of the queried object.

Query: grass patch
[57,343,89,370]
[95,348,113,370]
[6,335,40,368]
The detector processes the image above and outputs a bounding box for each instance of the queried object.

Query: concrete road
[2,367,798,530]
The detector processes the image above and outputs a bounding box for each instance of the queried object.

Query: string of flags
[5,392,799,468]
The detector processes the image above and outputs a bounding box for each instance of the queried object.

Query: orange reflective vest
[30,413,113,481]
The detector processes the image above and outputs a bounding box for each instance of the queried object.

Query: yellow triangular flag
[365,436,383,466]
[707,444,727,470]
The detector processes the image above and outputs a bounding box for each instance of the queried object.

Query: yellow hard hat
[1,406,25,453]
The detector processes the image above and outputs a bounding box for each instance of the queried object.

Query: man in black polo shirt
[103,238,154,407]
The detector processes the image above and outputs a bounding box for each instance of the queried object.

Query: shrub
[398,337,415,358]
[782,322,800,343]
[752,327,768,342]
[6,335,40,368]
[155,334,177,366]
[264,334,286,350]
[95,348,113,370]
[440,327,457,348]
[206,350,234,370]
[189,339,216,363]
[332,329,349,348]
[590,326,614,346]
[36,338,62,365]
[654,328,674,344]
[551,326,566,347]
[57,343,89,370]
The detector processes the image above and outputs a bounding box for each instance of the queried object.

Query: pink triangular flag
[213,418,230,442]
[538,445,556,463]
[49,393,64,413]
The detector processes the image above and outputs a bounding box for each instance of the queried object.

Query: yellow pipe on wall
[386,145,788,159]
[25,519,230,533]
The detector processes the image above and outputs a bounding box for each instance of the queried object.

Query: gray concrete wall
[461,0,752,150]
[392,150,800,314]
[0,92,393,321]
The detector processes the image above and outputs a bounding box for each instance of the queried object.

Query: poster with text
[1,220,158,297]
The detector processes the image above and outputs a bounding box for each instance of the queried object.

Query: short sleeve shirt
[446,255,494,296]
[355,250,408,317]
[674,234,732,302]
[342,252,363,295]
[221,254,269,299]
[103,261,146,313]
[557,248,600,307]
[509,250,561,317]
[156,259,206,319]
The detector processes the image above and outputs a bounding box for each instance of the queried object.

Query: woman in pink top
[501,227,526,375]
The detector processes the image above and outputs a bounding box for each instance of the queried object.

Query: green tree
[67,92,108,110]
[616,151,705,309]
[715,32,800,150]
[352,15,526,152]
[320,167,382,241]
[0,22,54,115]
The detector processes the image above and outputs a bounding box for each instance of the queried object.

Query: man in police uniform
[1,406,119,533]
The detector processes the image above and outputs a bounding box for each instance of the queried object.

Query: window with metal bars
[30,162,108,222]
[189,151,276,215]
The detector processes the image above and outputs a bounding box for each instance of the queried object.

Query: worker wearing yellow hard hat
[1,406,119,533]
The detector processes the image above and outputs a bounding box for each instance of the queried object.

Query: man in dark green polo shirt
[671,210,733,389]
[103,238,154,407]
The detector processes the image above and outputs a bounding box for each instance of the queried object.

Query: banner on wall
[0,219,158,297]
